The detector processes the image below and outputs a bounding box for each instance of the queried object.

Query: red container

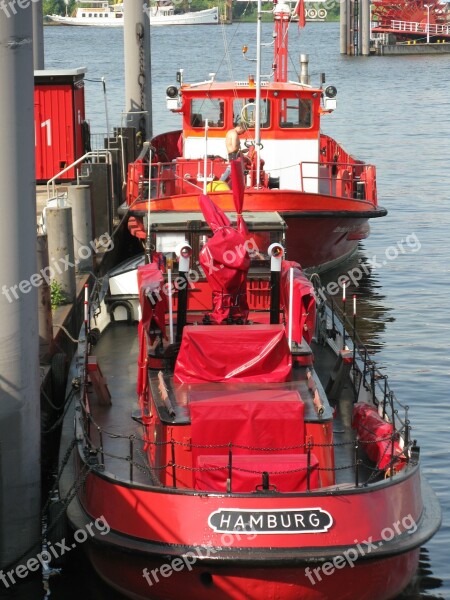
[34,68,87,182]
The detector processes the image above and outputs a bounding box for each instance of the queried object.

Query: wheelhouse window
[190,99,225,129]
[233,99,270,129]
[279,98,312,128]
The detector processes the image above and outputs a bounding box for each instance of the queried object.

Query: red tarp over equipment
[281,260,316,345]
[198,192,249,323]
[353,403,405,471]
[190,388,304,449]
[138,264,167,342]
[174,324,292,383]
[230,159,248,235]
[137,264,167,397]
[195,453,319,493]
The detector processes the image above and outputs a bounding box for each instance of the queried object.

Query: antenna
[203,119,209,194]
[143,144,153,263]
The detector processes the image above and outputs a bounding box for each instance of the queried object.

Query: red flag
[295,0,306,28]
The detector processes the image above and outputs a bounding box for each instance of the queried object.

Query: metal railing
[390,20,450,35]
[74,292,413,493]
[300,161,377,203]
[46,150,114,199]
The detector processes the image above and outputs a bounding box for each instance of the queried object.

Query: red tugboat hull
[87,544,419,600]
[62,447,439,600]
[128,190,383,271]
[122,0,387,273]
[58,204,439,600]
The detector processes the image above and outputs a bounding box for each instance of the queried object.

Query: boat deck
[86,321,375,491]
[86,322,152,485]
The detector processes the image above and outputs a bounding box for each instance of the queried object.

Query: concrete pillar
[361,0,371,56]
[340,0,348,54]
[37,235,53,361]
[124,0,152,143]
[67,185,94,272]
[32,0,44,70]
[46,206,76,303]
[299,54,310,85]
[347,0,354,55]
[0,4,41,569]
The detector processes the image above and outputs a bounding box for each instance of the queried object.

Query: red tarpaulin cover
[353,403,405,470]
[138,263,167,343]
[280,261,316,345]
[189,389,305,467]
[199,192,249,323]
[137,264,168,397]
[194,453,319,493]
[174,324,292,383]
[230,160,248,236]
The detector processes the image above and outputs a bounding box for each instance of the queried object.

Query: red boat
[59,160,439,599]
[123,0,386,272]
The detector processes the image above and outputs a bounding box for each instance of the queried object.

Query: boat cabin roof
[147,211,286,233]
[182,81,320,95]
[174,79,324,140]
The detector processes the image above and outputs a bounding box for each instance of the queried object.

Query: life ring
[308,8,317,19]
[318,8,327,18]
[240,103,256,128]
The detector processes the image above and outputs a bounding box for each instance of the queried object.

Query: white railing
[390,20,450,35]
[90,132,108,151]
[46,150,114,199]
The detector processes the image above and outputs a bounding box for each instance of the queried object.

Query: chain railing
[72,286,414,493]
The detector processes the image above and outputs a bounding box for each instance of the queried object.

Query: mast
[273,2,291,83]
[255,0,262,187]
[255,1,291,187]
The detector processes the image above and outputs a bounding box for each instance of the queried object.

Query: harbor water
[27,21,450,599]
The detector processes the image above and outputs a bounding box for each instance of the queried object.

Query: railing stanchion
[98,427,104,466]
[382,376,388,418]
[354,439,359,487]
[371,362,376,405]
[171,439,177,488]
[404,419,410,463]
[307,442,311,492]
[129,436,134,482]
[227,442,233,493]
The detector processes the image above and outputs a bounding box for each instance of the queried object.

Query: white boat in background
[47,1,219,27]
[146,3,219,25]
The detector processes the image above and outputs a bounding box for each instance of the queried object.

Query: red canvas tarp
[174,324,292,383]
[230,159,248,235]
[138,263,167,343]
[281,261,316,345]
[353,403,405,470]
[194,453,318,493]
[189,389,305,467]
[199,192,249,323]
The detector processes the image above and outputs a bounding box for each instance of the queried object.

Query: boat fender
[81,120,92,154]
[50,352,68,411]
[268,175,280,189]
[207,181,230,192]
[88,327,101,346]
[109,300,133,323]
[46,500,71,567]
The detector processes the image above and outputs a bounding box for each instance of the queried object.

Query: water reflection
[316,244,394,353]
[396,548,444,599]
